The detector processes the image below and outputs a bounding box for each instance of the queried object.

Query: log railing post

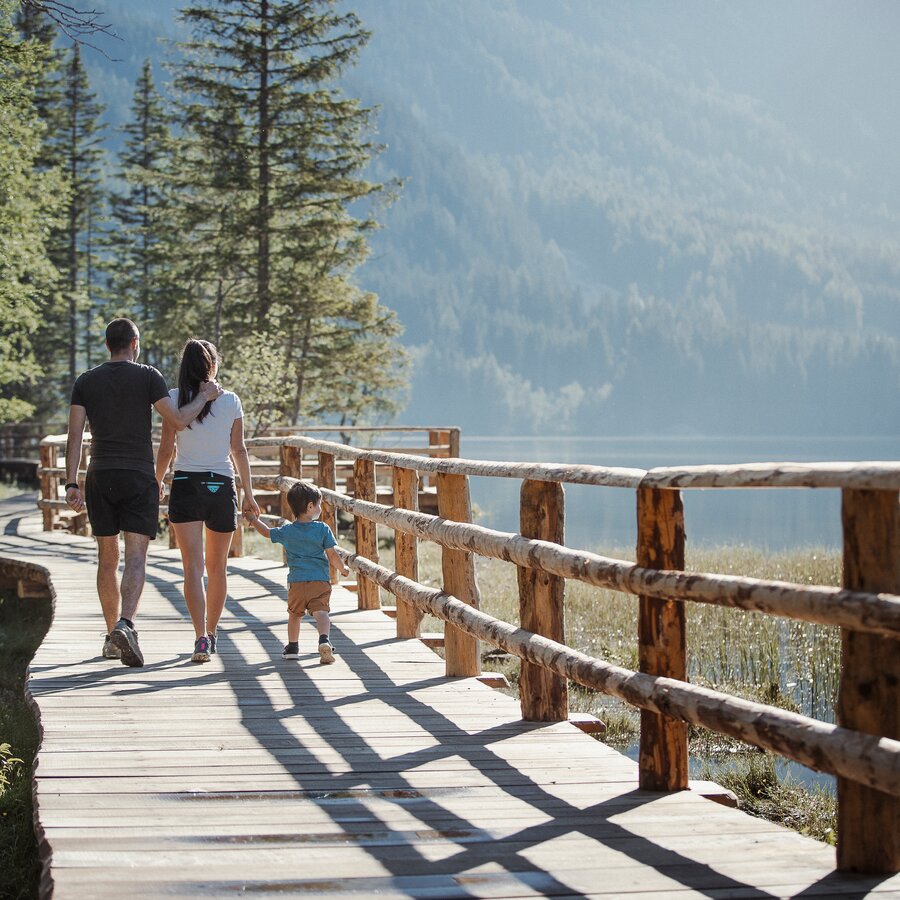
[636,486,688,791]
[392,465,421,638]
[40,444,55,532]
[277,446,303,564]
[317,451,338,583]
[437,472,481,676]
[354,456,380,609]
[518,479,567,721]
[837,488,900,873]
[448,427,461,459]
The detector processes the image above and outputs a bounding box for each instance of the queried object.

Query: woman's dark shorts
[85,469,160,538]
[168,470,238,533]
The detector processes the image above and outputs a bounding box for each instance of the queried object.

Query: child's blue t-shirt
[269,520,336,583]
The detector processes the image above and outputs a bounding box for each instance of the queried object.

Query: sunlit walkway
[2,495,896,899]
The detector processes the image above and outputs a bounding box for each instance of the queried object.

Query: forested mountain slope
[88,0,900,435]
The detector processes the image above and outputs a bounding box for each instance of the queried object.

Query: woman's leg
[172,521,206,639]
[204,527,233,637]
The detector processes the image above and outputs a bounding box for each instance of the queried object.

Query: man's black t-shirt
[70,361,168,475]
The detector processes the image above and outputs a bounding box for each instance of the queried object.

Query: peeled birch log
[342,551,900,799]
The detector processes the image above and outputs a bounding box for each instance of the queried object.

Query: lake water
[460,435,900,552]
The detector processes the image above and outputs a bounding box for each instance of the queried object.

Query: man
[65,318,223,667]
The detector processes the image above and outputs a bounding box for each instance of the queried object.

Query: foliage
[164,0,408,425]
[0,0,65,424]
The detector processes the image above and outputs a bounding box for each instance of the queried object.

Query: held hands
[242,496,260,522]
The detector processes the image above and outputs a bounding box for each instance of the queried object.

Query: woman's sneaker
[110,619,144,667]
[282,642,300,660]
[102,634,121,659]
[192,635,211,663]
[318,636,335,664]
[207,631,217,654]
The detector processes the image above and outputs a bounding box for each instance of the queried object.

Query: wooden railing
[35,428,900,873]
[251,436,900,876]
[36,426,460,544]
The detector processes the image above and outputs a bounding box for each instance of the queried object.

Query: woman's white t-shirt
[170,388,243,476]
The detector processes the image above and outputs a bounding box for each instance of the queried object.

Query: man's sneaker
[110,619,144,667]
[282,642,300,660]
[207,631,217,654]
[102,634,121,659]
[192,635,211,663]
[318,636,335,665]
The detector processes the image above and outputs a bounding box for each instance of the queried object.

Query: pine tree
[0,0,65,423]
[107,60,181,371]
[55,42,106,386]
[170,0,407,426]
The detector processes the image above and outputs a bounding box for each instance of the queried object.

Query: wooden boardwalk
[2,495,899,899]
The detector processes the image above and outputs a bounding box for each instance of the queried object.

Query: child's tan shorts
[287,581,331,617]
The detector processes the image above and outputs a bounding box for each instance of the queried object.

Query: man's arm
[155,418,177,500]
[153,380,223,429]
[65,405,87,512]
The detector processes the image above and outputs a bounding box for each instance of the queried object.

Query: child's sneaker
[110,618,144,667]
[282,642,300,659]
[318,635,335,664]
[191,635,211,663]
[101,634,121,659]
[207,631,217,654]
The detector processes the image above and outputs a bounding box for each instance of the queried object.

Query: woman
[156,339,259,662]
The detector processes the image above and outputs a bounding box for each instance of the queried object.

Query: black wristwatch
[64,482,80,492]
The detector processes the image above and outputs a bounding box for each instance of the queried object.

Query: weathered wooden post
[837,488,900,873]
[636,485,688,791]
[317,451,338,582]
[448,427,461,459]
[436,471,481,676]
[392,464,422,638]
[276,445,302,564]
[39,442,55,532]
[518,479,567,721]
[354,456,380,609]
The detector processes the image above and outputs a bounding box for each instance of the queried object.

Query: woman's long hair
[177,339,219,427]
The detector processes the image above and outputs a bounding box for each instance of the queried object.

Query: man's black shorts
[167,470,238,533]
[85,469,159,538]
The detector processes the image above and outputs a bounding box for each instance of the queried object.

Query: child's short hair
[287,480,321,518]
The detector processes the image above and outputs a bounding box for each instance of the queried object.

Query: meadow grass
[0,590,52,900]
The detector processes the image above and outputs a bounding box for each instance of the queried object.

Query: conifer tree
[55,43,106,384]
[107,60,179,371]
[0,0,65,422]
[170,0,407,426]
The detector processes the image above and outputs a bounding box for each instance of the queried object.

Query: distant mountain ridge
[84,0,900,436]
